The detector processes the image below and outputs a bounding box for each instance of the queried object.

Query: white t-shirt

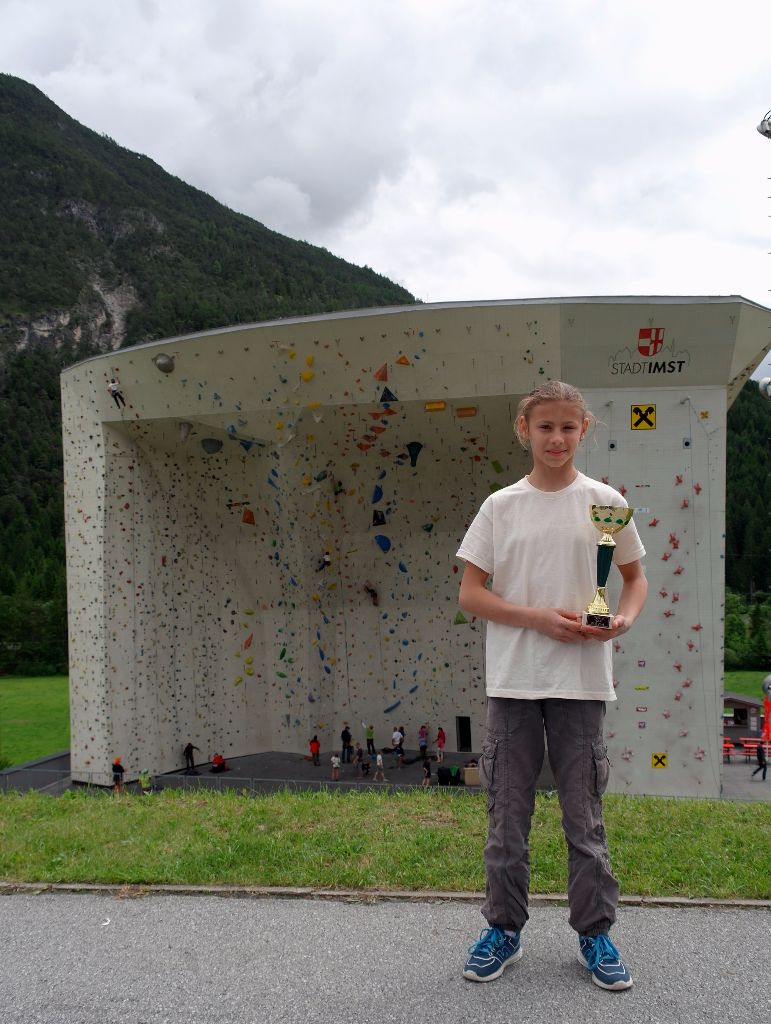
[456,472,645,701]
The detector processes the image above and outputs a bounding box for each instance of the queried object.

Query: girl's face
[519,399,588,471]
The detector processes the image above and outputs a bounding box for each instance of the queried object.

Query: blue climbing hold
[375,535,391,553]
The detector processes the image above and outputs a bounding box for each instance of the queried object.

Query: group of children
[110,758,151,795]
[327,736,386,782]
[319,724,448,783]
[329,748,387,782]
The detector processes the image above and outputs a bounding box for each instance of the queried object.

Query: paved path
[2,892,769,1023]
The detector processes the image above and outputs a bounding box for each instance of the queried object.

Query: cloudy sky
[3,0,771,366]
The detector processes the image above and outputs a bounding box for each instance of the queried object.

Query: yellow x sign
[631,404,656,429]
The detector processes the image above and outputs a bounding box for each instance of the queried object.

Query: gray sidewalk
[2,892,769,1024]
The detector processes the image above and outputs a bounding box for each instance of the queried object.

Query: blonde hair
[515,380,594,448]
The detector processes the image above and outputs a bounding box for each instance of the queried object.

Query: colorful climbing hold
[406,441,423,467]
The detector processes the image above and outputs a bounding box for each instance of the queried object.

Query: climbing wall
[580,386,725,795]
[61,297,771,793]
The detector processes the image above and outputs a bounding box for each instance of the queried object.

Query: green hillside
[0,74,415,339]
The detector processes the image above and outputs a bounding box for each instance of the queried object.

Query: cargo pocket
[479,738,499,812]
[591,739,610,797]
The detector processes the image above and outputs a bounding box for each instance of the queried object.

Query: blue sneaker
[578,934,633,990]
[463,927,522,982]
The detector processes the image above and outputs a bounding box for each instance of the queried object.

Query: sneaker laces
[468,927,506,956]
[584,934,620,971]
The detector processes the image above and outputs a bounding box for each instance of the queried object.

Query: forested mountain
[0,74,414,343]
[0,75,416,673]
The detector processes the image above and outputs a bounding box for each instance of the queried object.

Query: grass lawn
[0,675,69,767]
[723,670,768,701]
[0,788,768,899]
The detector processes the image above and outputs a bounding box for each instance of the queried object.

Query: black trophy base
[582,611,613,629]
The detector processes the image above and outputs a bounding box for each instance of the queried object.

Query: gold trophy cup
[582,505,634,629]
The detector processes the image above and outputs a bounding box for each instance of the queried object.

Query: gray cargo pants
[479,697,618,936]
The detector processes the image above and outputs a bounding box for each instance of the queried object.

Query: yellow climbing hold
[234,676,243,685]
[245,667,254,676]
[275,419,284,430]
[244,609,254,616]
[245,655,253,665]
[305,354,314,367]
[301,370,315,382]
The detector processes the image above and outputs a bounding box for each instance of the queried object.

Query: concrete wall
[61,296,771,795]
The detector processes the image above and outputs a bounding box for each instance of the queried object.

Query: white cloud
[0,0,770,336]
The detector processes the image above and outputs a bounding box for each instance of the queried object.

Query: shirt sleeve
[612,514,646,565]
[456,498,495,574]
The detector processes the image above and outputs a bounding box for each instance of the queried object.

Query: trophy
[582,505,635,629]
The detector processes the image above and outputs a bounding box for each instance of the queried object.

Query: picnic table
[738,738,771,762]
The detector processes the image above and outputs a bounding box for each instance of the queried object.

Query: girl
[456,381,647,992]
